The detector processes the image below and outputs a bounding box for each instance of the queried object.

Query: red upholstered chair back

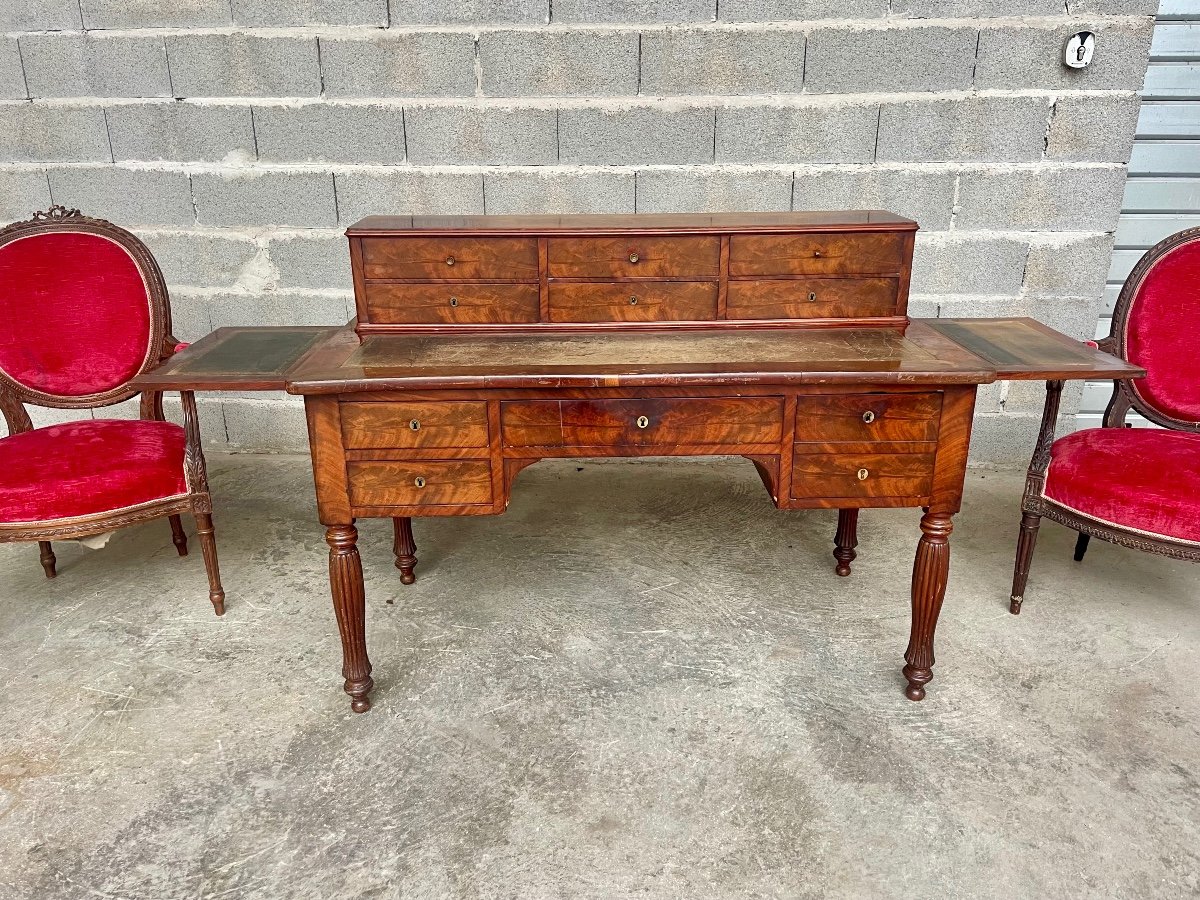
[0,207,171,410]
[1112,226,1200,431]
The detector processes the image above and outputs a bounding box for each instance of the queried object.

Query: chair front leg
[38,541,56,579]
[1009,380,1062,616]
[169,515,189,556]
[195,511,225,616]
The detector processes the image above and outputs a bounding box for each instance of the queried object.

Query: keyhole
[409,419,421,431]
[857,468,869,481]
[862,411,876,424]
[629,295,638,306]
[808,291,817,302]
[636,415,650,428]
[449,296,459,307]
[414,476,427,488]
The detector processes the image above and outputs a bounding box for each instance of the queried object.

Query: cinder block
[166,34,320,98]
[976,20,1154,92]
[717,102,877,164]
[254,104,405,164]
[47,167,195,226]
[559,106,713,165]
[1,38,26,100]
[792,169,957,231]
[0,104,110,162]
[1023,233,1115,299]
[389,0,547,24]
[1023,294,1107,342]
[333,171,484,223]
[0,1,83,31]
[484,171,635,214]
[805,25,976,94]
[205,291,350,329]
[0,171,51,223]
[956,168,1127,232]
[267,234,354,291]
[192,171,337,228]
[320,33,476,99]
[479,30,638,96]
[160,396,227,446]
[405,106,557,165]
[137,230,260,288]
[155,290,212,343]
[24,406,96,431]
[222,397,310,452]
[1066,0,1159,14]
[107,103,255,163]
[719,0,884,18]
[877,97,1049,163]
[20,33,171,99]
[966,414,1043,469]
[893,0,1061,13]
[640,28,805,95]
[232,0,387,26]
[79,0,232,29]
[552,0,714,22]
[1046,94,1141,163]
[636,169,792,213]
[910,235,1029,295]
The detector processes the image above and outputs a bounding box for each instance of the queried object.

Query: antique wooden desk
[135,212,1140,713]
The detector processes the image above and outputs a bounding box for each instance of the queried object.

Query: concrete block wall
[0,2,1155,465]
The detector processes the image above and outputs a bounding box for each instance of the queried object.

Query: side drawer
[360,237,539,281]
[727,278,898,320]
[502,397,783,448]
[341,401,489,449]
[348,459,493,507]
[363,283,540,324]
[796,393,941,443]
[729,232,906,277]
[546,236,721,279]
[790,450,935,500]
[547,281,718,322]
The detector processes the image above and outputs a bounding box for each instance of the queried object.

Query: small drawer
[790,450,935,501]
[502,397,782,448]
[546,236,721,279]
[348,459,493,508]
[363,283,540,325]
[727,278,898,320]
[361,237,539,281]
[341,401,489,449]
[729,233,906,277]
[796,393,941,443]
[548,281,718,323]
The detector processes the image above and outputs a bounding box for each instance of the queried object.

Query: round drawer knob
[862,410,876,424]
[445,256,456,266]
[628,251,640,264]
[628,295,638,306]
[449,296,459,307]
[857,468,870,481]
[808,291,817,302]
[636,415,650,428]
[414,476,427,488]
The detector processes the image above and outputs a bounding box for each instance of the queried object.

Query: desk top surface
[132,318,1143,395]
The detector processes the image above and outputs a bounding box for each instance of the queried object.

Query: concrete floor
[0,455,1197,899]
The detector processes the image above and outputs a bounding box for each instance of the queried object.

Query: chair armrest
[0,383,33,436]
[1027,379,1065,478]
[181,390,211,500]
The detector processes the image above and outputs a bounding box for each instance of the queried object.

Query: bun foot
[346,676,373,713]
[351,696,371,713]
[833,509,858,578]
[903,664,931,701]
[211,591,226,616]
[392,517,418,586]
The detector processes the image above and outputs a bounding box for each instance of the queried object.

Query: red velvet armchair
[0,206,225,615]
[1010,226,1200,613]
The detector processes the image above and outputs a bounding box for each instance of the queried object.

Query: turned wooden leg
[195,512,226,616]
[327,524,373,713]
[392,516,417,590]
[833,509,859,576]
[1009,511,1041,615]
[38,542,56,579]
[1073,532,1091,562]
[169,515,189,556]
[903,511,953,701]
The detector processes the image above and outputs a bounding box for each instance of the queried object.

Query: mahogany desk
[135,212,1140,713]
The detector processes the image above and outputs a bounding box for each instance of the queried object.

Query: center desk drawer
[547,236,721,279]
[796,393,941,443]
[791,450,935,500]
[729,233,906,277]
[348,460,493,508]
[548,282,718,322]
[361,237,539,281]
[502,397,783,448]
[341,401,489,449]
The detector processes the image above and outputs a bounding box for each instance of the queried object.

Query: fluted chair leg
[195,512,226,616]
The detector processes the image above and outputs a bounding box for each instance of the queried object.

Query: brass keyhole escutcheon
[857,468,869,481]
[449,296,459,307]
[628,251,640,264]
[808,291,817,302]
[629,295,638,306]
[414,476,427,488]
[445,256,456,266]
[409,419,421,431]
[862,410,876,424]
[636,415,650,428]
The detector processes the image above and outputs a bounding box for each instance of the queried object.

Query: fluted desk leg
[327,524,373,713]
[903,510,953,701]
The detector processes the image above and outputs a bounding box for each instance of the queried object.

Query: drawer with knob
[546,236,721,279]
[727,278,898,320]
[729,233,907,277]
[341,401,489,449]
[790,449,935,501]
[360,237,539,281]
[547,281,718,322]
[362,283,540,325]
[347,459,494,508]
[501,397,783,449]
[795,393,941,443]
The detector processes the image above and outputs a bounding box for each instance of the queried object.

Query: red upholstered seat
[1043,428,1200,545]
[0,419,188,525]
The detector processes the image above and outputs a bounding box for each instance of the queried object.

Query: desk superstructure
[136,212,1140,713]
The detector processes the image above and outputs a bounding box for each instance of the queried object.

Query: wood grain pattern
[547,281,718,322]
[363,283,540,325]
[361,236,539,281]
[727,278,898,320]
[729,233,906,277]
[546,236,721,279]
[340,400,489,449]
[347,459,493,507]
[795,392,942,443]
[790,449,935,500]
